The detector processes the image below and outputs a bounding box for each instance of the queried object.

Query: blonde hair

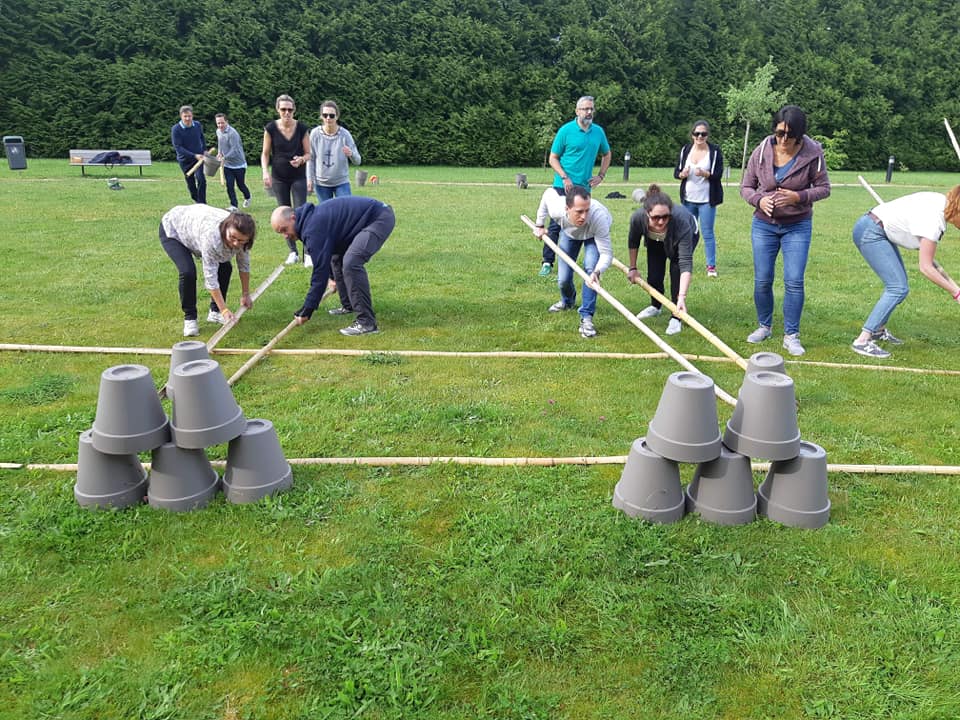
[945,185,960,226]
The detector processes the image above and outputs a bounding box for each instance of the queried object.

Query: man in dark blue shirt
[170,105,207,204]
[271,197,395,335]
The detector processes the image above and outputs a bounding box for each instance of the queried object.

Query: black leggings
[271,175,307,254]
[160,225,232,320]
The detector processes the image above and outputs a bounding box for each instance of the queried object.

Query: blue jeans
[852,213,908,333]
[557,232,599,319]
[315,182,352,202]
[751,216,813,335]
[683,201,717,267]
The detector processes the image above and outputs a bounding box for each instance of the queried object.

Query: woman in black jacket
[674,120,724,277]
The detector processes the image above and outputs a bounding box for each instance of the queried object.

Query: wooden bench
[69,149,152,176]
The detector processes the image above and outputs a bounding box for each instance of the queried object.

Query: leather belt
[867,211,884,228]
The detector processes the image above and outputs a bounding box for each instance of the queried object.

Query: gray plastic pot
[645,371,722,463]
[723,371,800,460]
[685,444,757,525]
[147,442,220,512]
[169,359,246,449]
[758,440,830,529]
[75,428,148,509]
[91,364,170,454]
[746,351,786,377]
[612,437,686,524]
[223,419,293,504]
[166,340,210,401]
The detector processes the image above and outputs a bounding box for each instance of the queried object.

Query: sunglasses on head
[692,131,708,138]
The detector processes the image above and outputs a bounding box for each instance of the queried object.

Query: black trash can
[3,136,26,170]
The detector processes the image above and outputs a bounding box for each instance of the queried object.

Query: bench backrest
[69,149,152,165]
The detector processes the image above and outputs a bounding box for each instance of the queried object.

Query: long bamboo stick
[520,214,737,406]
[944,117,960,162]
[205,262,287,351]
[9,456,960,475]
[226,318,299,386]
[608,256,748,370]
[857,175,883,204]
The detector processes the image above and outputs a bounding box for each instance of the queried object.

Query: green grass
[2,160,960,718]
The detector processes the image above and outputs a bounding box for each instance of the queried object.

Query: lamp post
[623,151,631,181]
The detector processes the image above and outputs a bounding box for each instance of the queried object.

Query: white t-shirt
[684,153,710,203]
[872,192,946,250]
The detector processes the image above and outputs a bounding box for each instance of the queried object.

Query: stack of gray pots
[74,341,292,511]
[613,352,830,529]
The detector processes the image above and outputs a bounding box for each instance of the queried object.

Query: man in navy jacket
[171,105,207,204]
[271,197,395,335]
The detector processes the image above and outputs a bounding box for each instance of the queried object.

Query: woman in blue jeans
[739,105,831,356]
[675,119,724,277]
[850,186,960,358]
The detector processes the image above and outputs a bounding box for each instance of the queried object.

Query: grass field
[2,159,959,719]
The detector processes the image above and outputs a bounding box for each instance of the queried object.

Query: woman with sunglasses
[307,100,362,202]
[261,94,311,265]
[740,104,831,356]
[674,120,724,277]
[627,184,700,336]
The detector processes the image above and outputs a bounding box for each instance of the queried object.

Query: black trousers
[178,158,207,204]
[160,225,232,320]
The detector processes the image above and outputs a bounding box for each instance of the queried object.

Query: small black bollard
[885,156,895,183]
[623,151,631,181]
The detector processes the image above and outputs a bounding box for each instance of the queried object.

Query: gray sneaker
[328,306,353,315]
[636,305,662,319]
[782,333,805,356]
[852,339,891,358]
[746,325,772,343]
[871,328,903,345]
[579,316,597,338]
[340,320,379,336]
[549,300,573,312]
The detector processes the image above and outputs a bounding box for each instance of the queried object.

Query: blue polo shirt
[551,119,610,188]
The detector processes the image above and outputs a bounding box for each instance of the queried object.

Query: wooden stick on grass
[520,214,737,406]
[206,262,288,351]
[857,175,883,204]
[226,318,299,387]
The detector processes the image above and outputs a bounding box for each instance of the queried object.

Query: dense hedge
[2,0,959,169]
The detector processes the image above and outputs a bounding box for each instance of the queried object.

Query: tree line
[3,0,959,170]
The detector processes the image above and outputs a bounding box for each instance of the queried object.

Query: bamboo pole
[944,117,960,162]
[857,175,883,204]
[9,456,960,475]
[205,262,287,351]
[608,256,748,370]
[185,157,205,177]
[226,318,299,386]
[520,214,737,406]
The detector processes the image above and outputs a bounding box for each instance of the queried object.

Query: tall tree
[721,59,790,171]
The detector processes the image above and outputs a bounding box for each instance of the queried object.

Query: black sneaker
[340,320,379,336]
[871,328,903,345]
[328,307,353,315]
[852,339,891,358]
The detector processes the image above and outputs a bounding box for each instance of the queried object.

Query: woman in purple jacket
[740,105,831,356]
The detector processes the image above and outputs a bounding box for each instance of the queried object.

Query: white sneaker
[207,310,225,325]
[242,198,251,208]
[637,305,662,319]
[666,318,682,335]
[746,325,772,343]
[579,316,597,338]
[285,251,299,265]
[303,254,314,268]
[227,205,238,212]
[782,333,805,356]
[183,319,199,337]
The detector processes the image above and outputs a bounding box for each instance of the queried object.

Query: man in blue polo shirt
[538,96,612,276]
[270,197,395,335]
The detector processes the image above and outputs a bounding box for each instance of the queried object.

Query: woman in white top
[674,120,724,277]
[306,100,362,202]
[850,185,960,358]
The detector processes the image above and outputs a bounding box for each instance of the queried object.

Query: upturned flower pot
[356,169,368,187]
[166,340,210,401]
[723,371,800,460]
[147,442,220,512]
[202,153,221,177]
[645,371,722,463]
[746,351,786,377]
[91,364,170,454]
[685,445,756,525]
[75,429,148,509]
[223,419,293,504]
[612,437,686,524]
[758,441,831,529]
[169,359,246,449]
